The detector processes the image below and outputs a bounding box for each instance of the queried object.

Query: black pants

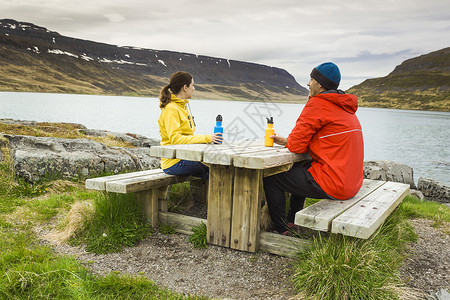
[263,161,329,233]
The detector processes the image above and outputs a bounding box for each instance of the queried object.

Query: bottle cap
[216,115,223,122]
[266,117,273,124]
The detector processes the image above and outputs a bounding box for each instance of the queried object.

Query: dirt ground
[37,217,449,300]
[398,219,450,298]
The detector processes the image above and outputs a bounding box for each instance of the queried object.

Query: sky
[2,0,449,90]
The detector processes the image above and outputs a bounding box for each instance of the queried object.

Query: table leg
[207,164,234,247]
[231,168,264,252]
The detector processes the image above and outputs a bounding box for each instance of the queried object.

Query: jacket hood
[160,94,188,110]
[170,94,189,104]
[313,91,358,114]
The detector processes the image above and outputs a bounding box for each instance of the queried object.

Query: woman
[158,71,223,179]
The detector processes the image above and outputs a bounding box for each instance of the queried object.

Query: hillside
[347,48,450,111]
[0,19,308,102]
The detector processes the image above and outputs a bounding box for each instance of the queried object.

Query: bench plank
[106,173,199,194]
[85,169,164,191]
[331,181,409,239]
[294,179,386,231]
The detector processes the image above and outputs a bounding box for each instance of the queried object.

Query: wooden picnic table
[150,141,310,252]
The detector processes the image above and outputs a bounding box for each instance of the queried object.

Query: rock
[434,288,450,300]
[0,118,87,129]
[4,134,160,182]
[79,128,160,147]
[363,160,416,189]
[417,177,450,203]
[0,134,8,163]
[409,189,425,200]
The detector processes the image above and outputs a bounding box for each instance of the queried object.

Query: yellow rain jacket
[158,94,212,169]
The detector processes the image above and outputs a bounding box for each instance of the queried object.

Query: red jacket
[286,91,364,200]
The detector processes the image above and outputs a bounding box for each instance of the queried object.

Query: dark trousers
[263,162,329,233]
[163,160,209,180]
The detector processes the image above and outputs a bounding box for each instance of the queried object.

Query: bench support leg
[137,186,167,228]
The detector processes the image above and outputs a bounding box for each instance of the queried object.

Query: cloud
[104,13,125,23]
[2,0,449,89]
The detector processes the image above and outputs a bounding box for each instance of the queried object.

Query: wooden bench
[294,179,410,239]
[85,170,410,256]
[85,169,205,228]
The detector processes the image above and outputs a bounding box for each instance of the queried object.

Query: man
[263,62,364,235]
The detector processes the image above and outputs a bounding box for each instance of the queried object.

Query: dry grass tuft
[46,180,84,193]
[393,286,431,300]
[43,200,94,245]
[260,203,273,231]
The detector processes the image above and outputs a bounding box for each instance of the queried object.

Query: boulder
[4,134,160,182]
[417,177,450,203]
[0,135,8,163]
[409,189,424,200]
[363,160,416,189]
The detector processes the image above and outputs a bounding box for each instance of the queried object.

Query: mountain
[347,48,450,111]
[0,19,308,102]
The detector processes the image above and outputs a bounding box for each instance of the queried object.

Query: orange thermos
[264,117,274,147]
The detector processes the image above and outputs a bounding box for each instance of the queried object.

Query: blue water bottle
[214,114,223,144]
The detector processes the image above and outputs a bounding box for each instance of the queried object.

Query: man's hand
[271,133,287,146]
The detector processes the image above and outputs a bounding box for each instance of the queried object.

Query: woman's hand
[211,133,224,144]
[271,133,287,146]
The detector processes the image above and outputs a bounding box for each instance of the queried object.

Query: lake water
[1,91,449,185]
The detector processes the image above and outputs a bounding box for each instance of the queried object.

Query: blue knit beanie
[310,62,341,90]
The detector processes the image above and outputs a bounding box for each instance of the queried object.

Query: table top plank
[150,143,211,159]
[150,141,261,160]
[174,144,218,161]
[233,148,310,169]
[150,142,311,169]
[203,145,280,165]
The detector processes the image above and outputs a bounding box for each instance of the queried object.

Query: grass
[0,231,207,299]
[189,222,208,249]
[290,195,448,299]
[167,182,193,213]
[0,121,135,147]
[69,192,152,254]
[0,150,208,299]
[398,195,450,228]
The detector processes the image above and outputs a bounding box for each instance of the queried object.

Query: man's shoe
[282,223,298,236]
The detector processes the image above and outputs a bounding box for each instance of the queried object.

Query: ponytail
[159,71,193,109]
[159,85,171,108]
